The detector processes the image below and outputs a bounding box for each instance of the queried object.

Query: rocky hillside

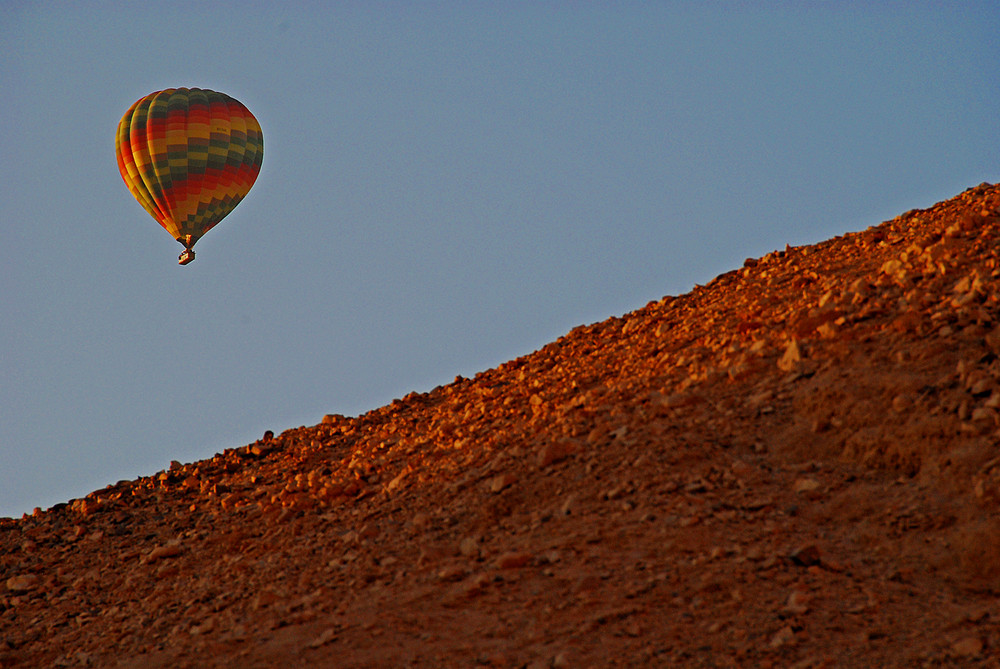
[4,183,1000,667]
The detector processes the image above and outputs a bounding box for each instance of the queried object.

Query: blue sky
[2,2,998,518]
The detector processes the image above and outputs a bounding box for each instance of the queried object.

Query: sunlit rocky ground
[5,183,1000,667]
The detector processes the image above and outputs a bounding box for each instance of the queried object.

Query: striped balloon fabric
[115,88,263,264]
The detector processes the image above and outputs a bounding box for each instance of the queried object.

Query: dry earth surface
[5,184,1000,667]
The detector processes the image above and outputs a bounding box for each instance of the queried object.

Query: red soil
[5,183,1000,667]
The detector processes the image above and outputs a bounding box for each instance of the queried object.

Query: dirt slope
[5,183,1000,668]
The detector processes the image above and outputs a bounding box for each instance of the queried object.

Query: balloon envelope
[115,88,263,262]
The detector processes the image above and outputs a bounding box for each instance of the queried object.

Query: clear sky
[2,2,998,518]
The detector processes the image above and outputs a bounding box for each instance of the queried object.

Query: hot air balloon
[115,88,263,265]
